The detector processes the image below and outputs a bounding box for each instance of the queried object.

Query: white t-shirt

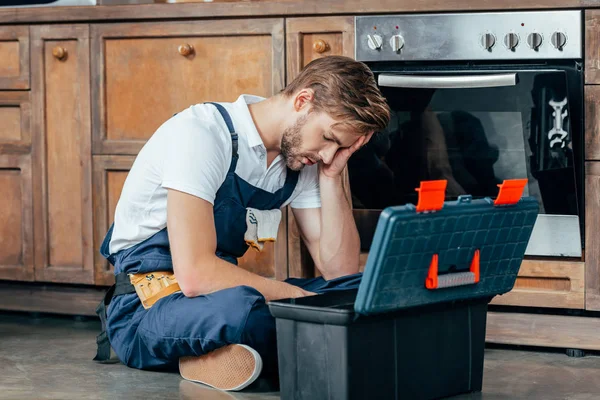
[108,94,321,255]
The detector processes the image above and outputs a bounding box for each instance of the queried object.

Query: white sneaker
[179,344,263,392]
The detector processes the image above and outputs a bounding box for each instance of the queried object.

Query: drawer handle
[313,39,329,54]
[178,43,194,56]
[52,46,67,61]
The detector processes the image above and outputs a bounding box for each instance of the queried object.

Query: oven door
[349,62,583,257]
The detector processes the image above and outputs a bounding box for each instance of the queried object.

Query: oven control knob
[527,32,543,50]
[551,31,567,50]
[480,33,496,50]
[504,32,519,50]
[390,35,405,53]
[366,34,383,51]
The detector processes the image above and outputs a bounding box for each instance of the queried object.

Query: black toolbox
[268,180,539,400]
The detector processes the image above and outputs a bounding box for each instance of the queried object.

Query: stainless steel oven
[352,10,583,257]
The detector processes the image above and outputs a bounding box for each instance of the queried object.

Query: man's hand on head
[319,131,374,179]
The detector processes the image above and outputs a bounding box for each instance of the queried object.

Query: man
[94,56,390,391]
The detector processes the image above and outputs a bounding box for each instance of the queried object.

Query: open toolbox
[268,179,539,400]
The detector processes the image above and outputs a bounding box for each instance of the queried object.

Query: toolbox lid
[354,183,539,316]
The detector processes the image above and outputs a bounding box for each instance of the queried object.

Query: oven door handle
[378,73,518,89]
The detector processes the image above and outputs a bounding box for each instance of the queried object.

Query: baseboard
[0,281,108,317]
[486,311,600,351]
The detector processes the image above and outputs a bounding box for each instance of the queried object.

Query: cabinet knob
[52,46,67,60]
[178,43,194,56]
[313,39,329,54]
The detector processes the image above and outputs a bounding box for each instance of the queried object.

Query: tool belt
[94,270,180,362]
[129,271,181,309]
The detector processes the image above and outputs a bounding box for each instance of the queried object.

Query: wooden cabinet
[285,16,354,84]
[91,19,285,155]
[0,154,33,281]
[31,25,94,284]
[0,26,29,90]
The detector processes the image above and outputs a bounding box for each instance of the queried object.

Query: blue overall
[98,102,362,376]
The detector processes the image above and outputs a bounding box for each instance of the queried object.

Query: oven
[351,10,584,257]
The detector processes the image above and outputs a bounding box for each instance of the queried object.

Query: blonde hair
[282,56,390,135]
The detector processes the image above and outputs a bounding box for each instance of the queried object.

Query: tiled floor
[1,311,599,399]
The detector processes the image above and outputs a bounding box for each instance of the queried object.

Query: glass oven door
[349,62,583,257]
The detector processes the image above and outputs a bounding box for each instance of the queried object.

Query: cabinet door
[586,162,600,310]
[91,19,285,155]
[31,25,94,284]
[93,158,289,285]
[93,156,135,286]
[286,16,354,84]
[0,26,29,90]
[286,16,354,278]
[0,154,33,281]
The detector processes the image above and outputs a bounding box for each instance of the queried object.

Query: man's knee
[239,294,276,356]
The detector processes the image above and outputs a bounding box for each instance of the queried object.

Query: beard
[281,114,311,171]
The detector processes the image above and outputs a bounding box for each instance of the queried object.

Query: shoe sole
[179,344,262,391]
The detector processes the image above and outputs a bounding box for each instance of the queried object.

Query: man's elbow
[174,257,215,298]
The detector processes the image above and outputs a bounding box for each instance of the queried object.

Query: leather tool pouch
[129,271,181,309]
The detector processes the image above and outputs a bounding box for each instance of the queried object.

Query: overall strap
[93,272,136,362]
[205,102,239,173]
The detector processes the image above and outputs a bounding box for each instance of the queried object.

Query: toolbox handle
[425,250,480,290]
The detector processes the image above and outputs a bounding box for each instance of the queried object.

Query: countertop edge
[0,0,596,25]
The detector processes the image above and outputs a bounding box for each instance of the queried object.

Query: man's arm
[292,174,360,280]
[167,188,311,301]
[292,133,374,280]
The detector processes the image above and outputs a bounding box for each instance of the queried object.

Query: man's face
[281,111,362,171]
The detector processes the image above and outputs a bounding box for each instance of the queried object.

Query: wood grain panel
[585,85,600,160]
[0,154,33,281]
[0,1,593,25]
[0,281,106,316]
[0,91,31,154]
[0,41,19,77]
[585,162,600,310]
[92,156,135,285]
[92,19,285,155]
[31,25,93,284]
[487,311,600,351]
[286,16,354,84]
[490,260,585,309]
[0,26,29,89]
[586,10,600,84]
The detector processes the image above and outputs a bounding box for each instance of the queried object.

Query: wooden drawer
[0,26,29,90]
[490,259,585,309]
[0,92,31,154]
[91,19,285,155]
[0,153,34,281]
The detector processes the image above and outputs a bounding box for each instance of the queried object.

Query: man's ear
[293,88,315,112]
